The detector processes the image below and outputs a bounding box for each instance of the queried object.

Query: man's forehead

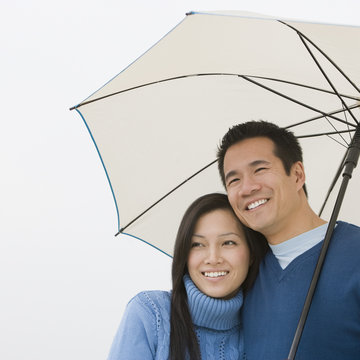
[225,138,276,161]
[231,136,275,149]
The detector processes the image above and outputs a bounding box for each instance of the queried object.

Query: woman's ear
[249,255,254,266]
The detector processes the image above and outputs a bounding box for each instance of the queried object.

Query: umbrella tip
[115,228,124,237]
[186,11,195,16]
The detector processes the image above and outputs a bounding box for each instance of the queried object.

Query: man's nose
[239,175,261,196]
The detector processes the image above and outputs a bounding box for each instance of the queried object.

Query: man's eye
[228,178,240,186]
[255,167,267,173]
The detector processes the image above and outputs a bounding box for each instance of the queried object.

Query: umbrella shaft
[287,125,360,360]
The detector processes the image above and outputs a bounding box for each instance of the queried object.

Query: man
[217,120,360,360]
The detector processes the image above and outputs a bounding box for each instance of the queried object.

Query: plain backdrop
[1,1,359,359]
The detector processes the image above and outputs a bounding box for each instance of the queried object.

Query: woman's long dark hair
[169,193,268,360]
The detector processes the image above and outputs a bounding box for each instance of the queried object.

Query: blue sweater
[107,274,244,359]
[242,221,360,360]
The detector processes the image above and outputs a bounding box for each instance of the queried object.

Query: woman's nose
[205,247,223,264]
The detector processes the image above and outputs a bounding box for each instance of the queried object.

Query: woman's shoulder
[128,289,172,315]
[107,290,172,359]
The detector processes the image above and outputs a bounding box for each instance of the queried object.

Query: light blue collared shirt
[269,223,330,269]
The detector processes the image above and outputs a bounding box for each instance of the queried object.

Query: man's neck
[266,207,327,245]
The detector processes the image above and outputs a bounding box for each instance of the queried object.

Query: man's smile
[246,199,268,210]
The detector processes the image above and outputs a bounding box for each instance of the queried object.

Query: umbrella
[71,10,360,257]
[71,10,360,359]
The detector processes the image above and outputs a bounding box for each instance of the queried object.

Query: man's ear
[293,161,306,191]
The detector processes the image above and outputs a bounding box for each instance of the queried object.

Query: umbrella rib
[115,159,218,235]
[247,75,360,101]
[326,134,349,149]
[284,103,360,130]
[278,20,360,95]
[240,75,354,127]
[318,149,348,217]
[324,116,350,147]
[245,75,358,146]
[296,129,355,139]
[342,104,354,144]
[70,73,360,111]
[70,75,192,110]
[296,33,359,125]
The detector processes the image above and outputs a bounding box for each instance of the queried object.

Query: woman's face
[187,208,251,299]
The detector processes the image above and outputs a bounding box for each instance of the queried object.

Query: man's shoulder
[335,221,360,237]
[327,221,360,262]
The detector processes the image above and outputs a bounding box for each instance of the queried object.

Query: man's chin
[242,219,268,235]
[236,215,257,231]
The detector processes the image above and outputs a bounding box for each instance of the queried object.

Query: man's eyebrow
[250,160,271,167]
[224,170,238,183]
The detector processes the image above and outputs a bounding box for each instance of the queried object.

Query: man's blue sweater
[242,221,360,360]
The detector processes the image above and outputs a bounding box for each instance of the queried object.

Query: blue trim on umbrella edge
[122,232,173,258]
[75,108,173,258]
[75,108,120,232]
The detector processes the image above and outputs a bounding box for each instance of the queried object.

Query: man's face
[223,137,304,243]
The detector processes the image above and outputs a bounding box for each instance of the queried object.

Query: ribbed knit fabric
[107,275,244,360]
[184,274,243,330]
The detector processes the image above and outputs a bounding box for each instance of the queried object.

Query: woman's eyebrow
[192,234,205,238]
[218,232,241,238]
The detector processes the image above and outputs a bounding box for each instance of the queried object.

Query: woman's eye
[191,242,203,248]
[223,240,236,246]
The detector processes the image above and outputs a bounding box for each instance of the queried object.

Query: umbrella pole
[287,125,360,360]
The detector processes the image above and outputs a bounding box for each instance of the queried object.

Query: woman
[107,193,268,360]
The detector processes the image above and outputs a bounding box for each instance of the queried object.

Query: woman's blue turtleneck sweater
[107,274,244,359]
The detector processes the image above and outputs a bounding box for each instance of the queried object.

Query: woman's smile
[187,208,251,299]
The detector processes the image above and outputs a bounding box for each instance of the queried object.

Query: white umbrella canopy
[72,11,360,256]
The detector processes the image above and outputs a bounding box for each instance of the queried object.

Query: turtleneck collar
[183,274,243,331]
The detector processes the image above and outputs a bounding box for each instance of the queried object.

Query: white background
[1,1,359,359]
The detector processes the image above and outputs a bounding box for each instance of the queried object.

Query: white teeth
[204,271,228,278]
[247,199,267,210]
